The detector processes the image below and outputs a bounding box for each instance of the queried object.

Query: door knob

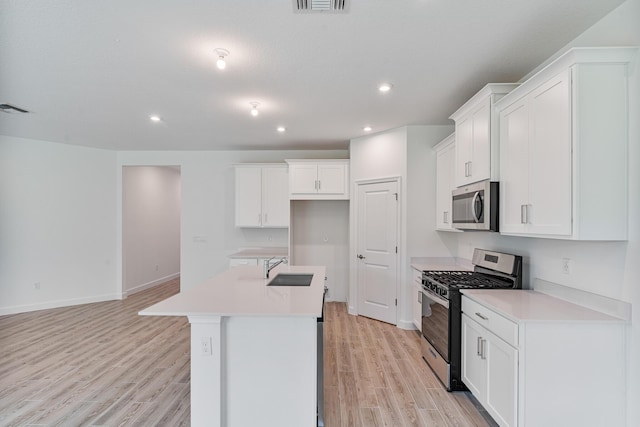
[357,254,365,259]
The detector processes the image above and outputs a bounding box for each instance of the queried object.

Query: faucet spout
[264,257,288,279]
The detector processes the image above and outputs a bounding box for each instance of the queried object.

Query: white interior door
[356,180,398,324]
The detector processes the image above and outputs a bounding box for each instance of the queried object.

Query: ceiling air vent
[0,104,30,114]
[294,0,348,13]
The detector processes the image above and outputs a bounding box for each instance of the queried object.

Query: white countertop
[410,257,473,272]
[139,264,325,318]
[228,247,288,259]
[461,289,625,323]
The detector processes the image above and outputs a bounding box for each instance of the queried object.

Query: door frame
[351,176,401,322]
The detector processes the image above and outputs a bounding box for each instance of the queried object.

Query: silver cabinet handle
[443,211,449,224]
[464,162,469,177]
[477,336,482,356]
[475,312,488,321]
[480,339,486,359]
[467,161,472,177]
[318,180,321,190]
[521,204,527,224]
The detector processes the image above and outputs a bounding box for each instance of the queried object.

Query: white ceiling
[0,0,625,151]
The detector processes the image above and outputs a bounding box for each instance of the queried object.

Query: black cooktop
[422,270,514,290]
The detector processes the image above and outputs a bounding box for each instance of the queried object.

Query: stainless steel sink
[267,273,313,286]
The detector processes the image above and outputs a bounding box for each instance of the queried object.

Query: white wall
[0,135,118,314]
[122,166,181,295]
[291,200,349,301]
[117,150,349,291]
[349,125,454,327]
[443,1,640,425]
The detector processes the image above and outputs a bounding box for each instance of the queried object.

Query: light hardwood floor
[1,279,496,426]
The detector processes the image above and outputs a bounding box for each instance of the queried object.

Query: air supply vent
[0,104,30,114]
[294,0,348,12]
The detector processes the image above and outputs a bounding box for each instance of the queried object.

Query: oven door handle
[421,288,449,308]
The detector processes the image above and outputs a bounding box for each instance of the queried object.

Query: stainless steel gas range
[420,248,522,391]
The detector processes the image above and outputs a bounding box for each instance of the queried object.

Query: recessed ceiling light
[277,126,286,132]
[149,115,162,122]
[363,126,372,132]
[378,83,392,92]
[249,102,260,117]
[214,48,230,70]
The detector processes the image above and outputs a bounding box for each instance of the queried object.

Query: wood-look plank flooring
[1,279,497,426]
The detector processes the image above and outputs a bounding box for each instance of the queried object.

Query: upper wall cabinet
[285,159,349,200]
[235,164,289,228]
[434,133,459,231]
[450,84,520,187]
[496,47,637,240]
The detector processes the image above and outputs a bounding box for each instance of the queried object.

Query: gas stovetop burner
[421,249,523,300]
[422,271,513,290]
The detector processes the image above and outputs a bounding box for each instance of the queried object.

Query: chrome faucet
[263,257,288,279]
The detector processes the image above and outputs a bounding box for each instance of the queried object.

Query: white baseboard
[124,272,180,297]
[397,319,418,331]
[0,292,123,316]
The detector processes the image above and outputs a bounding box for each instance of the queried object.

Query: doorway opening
[122,166,181,296]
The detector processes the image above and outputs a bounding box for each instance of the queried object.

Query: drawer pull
[475,312,489,321]
[477,336,482,356]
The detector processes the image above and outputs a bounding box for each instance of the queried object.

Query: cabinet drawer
[462,296,518,347]
[229,258,259,267]
[412,268,422,284]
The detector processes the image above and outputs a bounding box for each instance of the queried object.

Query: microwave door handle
[471,191,480,222]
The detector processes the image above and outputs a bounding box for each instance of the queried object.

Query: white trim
[124,272,181,297]
[0,293,123,316]
[397,319,417,331]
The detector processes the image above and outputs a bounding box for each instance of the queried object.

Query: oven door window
[421,293,449,361]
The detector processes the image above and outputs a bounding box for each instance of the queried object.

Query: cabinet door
[461,314,487,399]
[262,167,290,227]
[235,167,262,227]
[455,117,473,186]
[317,164,346,195]
[485,332,518,427]
[412,269,423,329]
[527,69,572,236]
[499,99,530,234]
[436,141,455,230]
[470,98,491,183]
[289,164,318,195]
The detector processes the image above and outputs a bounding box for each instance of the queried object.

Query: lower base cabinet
[462,314,517,427]
[461,292,627,427]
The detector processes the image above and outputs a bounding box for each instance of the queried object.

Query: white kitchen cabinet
[285,159,349,200]
[411,267,422,330]
[434,133,459,231]
[235,164,289,228]
[461,290,627,427]
[497,47,636,240]
[462,311,518,427]
[450,84,519,187]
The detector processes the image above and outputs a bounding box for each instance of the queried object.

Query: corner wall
[0,135,118,314]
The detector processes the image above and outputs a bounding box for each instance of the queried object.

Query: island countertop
[139,264,325,318]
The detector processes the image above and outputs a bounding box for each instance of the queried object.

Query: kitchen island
[139,264,326,427]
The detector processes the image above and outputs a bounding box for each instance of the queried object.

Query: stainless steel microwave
[452,180,499,231]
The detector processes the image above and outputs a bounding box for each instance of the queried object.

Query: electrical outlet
[562,258,571,275]
[201,337,212,356]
